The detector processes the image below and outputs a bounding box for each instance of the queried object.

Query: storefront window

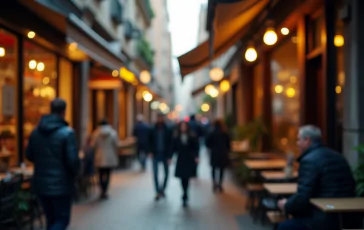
[0,28,18,168]
[23,41,57,147]
[59,58,73,126]
[271,32,300,154]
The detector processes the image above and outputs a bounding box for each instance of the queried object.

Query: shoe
[218,185,224,193]
[183,200,188,208]
[160,191,166,198]
[100,193,108,200]
[155,194,161,201]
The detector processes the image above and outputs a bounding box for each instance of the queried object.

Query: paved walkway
[66,149,270,230]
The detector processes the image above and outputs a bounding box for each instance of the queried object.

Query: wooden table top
[261,171,298,180]
[10,166,34,176]
[310,198,364,213]
[246,152,283,159]
[244,159,287,170]
[264,183,297,195]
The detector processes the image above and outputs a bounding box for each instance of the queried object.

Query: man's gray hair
[299,125,322,142]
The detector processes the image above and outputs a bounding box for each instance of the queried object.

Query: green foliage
[352,144,364,197]
[232,117,268,151]
[145,0,155,18]
[137,35,154,67]
[17,190,31,212]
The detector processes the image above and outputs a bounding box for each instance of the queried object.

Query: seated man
[278,125,356,230]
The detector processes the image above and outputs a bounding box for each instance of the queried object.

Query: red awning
[177,0,269,79]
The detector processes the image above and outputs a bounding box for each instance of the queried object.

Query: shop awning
[16,0,126,70]
[177,0,269,79]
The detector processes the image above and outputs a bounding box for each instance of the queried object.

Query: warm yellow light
[334,35,344,47]
[291,36,298,44]
[209,88,219,98]
[201,103,210,112]
[42,77,50,85]
[275,85,284,94]
[120,67,136,83]
[29,60,37,69]
[286,87,296,98]
[69,42,78,51]
[209,67,224,82]
[205,84,214,94]
[27,31,36,39]
[159,102,167,111]
[151,101,160,110]
[0,47,5,57]
[220,80,230,93]
[33,88,40,97]
[263,28,278,45]
[281,27,289,35]
[290,76,297,84]
[140,70,151,84]
[142,91,153,102]
[335,85,342,94]
[175,104,183,111]
[245,47,258,62]
[37,62,45,71]
[112,70,119,77]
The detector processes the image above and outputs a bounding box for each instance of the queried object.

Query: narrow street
[67,148,270,230]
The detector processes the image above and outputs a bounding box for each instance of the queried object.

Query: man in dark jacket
[149,113,172,200]
[26,98,80,230]
[277,125,356,230]
[133,114,150,171]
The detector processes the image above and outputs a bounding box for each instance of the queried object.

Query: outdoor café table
[263,183,297,196]
[244,159,287,171]
[310,198,364,229]
[261,171,298,180]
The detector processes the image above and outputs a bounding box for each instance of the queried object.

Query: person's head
[136,114,144,122]
[157,113,165,124]
[297,125,322,152]
[50,98,66,118]
[190,114,196,121]
[179,121,189,134]
[98,118,108,126]
[213,118,226,132]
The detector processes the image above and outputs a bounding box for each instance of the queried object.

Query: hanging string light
[263,27,278,45]
[245,45,258,62]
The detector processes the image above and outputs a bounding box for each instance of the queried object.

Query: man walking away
[277,125,356,230]
[149,113,172,201]
[133,114,150,171]
[26,98,80,230]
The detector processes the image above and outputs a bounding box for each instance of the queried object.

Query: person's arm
[205,133,212,149]
[191,134,200,159]
[25,131,35,162]
[65,130,81,178]
[168,136,177,160]
[284,157,320,215]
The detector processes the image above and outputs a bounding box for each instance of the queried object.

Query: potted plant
[353,144,364,197]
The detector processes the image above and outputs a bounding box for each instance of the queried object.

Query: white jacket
[92,125,119,168]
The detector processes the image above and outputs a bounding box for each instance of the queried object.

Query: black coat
[285,143,356,230]
[149,123,172,159]
[205,130,231,168]
[170,134,199,179]
[26,115,80,196]
[133,121,150,151]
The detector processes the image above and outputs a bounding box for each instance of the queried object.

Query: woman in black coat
[206,119,231,193]
[169,121,199,207]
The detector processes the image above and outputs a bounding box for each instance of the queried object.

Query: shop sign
[2,85,15,116]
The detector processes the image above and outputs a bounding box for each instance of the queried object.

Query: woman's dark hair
[213,119,227,133]
[175,121,192,137]
[98,119,108,126]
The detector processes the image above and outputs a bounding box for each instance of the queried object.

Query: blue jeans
[39,195,72,230]
[152,157,169,194]
[278,219,310,230]
[137,148,147,169]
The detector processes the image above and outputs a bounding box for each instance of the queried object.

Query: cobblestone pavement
[65,149,271,230]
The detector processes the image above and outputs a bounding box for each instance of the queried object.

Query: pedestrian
[205,119,231,193]
[277,125,356,230]
[26,98,80,230]
[132,114,150,171]
[149,113,172,201]
[170,121,199,207]
[91,119,119,199]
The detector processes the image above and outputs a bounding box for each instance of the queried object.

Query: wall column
[342,0,364,165]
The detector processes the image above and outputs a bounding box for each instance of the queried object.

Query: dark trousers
[278,219,310,230]
[181,178,190,201]
[39,195,72,230]
[137,148,147,169]
[212,167,225,186]
[98,168,111,194]
[152,158,169,193]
